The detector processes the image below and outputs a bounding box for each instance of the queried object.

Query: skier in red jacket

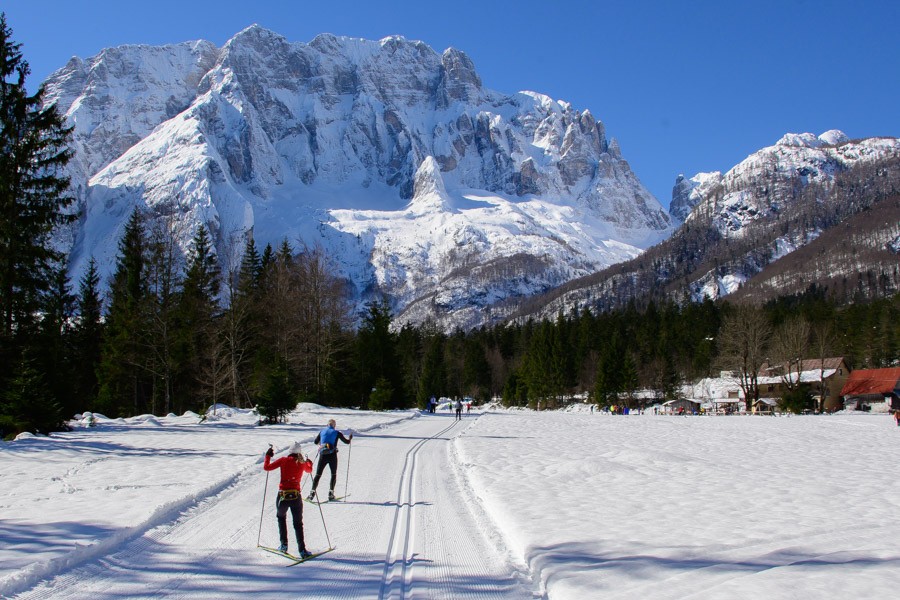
[264,442,313,558]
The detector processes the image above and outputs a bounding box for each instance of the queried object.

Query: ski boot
[328,490,336,501]
[298,549,312,559]
[307,490,316,501]
[278,543,288,553]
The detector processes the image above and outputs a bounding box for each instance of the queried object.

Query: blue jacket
[315,426,351,454]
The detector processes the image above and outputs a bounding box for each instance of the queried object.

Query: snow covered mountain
[44,26,674,329]
[673,130,897,235]
[673,130,900,301]
[506,130,900,320]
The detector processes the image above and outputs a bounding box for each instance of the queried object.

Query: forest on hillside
[2,15,898,437]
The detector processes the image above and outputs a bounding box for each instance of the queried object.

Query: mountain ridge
[45,26,674,330]
[505,131,900,322]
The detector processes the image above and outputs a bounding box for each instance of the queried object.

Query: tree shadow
[525,540,900,594]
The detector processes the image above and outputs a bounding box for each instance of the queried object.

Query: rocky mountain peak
[675,131,900,233]
[776,129,850,149]
[46,26,674,330]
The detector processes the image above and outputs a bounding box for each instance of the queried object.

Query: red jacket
[264,455,312,490]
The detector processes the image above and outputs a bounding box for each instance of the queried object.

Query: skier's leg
[327,453,338,493]
[312,456,327,490]
[275,495,289,549]
[289,499,306,552]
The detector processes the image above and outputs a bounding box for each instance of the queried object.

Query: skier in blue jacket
[308,419,353,501]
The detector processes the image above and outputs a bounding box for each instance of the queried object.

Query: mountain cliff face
[507,130,900,321]
[44,26,673,329]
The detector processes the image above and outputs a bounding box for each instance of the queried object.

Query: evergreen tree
[396,324,425,408]
[357,299,403,408]
[417,331,446,408]
[521,320,565,409]
[256,357,295,424]
[238,237,262,296]
[462,337,491,402]
[368,376,393,411]
[1,353,63,437]
[72,257,103,410]
[594,331,625,407]
[621,352,639,407]
[97,208,148,416]
[179,225,221,411]
[143,220,184,414]
[0,14,74,432]
[37,265,76,417]
[220,236,262,407]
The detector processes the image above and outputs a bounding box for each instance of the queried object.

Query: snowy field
[3,404,900,599]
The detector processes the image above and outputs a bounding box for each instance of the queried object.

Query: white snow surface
[4,404,900,599]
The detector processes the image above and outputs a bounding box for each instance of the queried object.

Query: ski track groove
[378,420,458,600]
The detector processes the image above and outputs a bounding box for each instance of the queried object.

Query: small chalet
[756,357,851,412]
[840,368,900,411]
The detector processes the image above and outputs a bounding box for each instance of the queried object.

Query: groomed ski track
[13,414,536,599]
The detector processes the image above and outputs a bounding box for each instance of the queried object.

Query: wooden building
[757,357,851,412]
[840,368,900,411]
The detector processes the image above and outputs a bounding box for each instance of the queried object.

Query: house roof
[840,368,900,397]
[758,357,846,377]
[757,369,836,386]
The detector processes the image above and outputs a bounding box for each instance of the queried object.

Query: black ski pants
[275,494,305,552]
[312,452,338,491]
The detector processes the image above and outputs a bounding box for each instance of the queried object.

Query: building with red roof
[840,367,900,410]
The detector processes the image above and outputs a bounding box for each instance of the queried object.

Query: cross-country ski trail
[14,414,536,599]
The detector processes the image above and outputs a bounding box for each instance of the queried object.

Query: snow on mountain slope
[44,26,673,329]
[677,130,900,236]
[506,130,900,322]
[672,130,900,302]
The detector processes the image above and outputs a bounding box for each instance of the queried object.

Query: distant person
[264,442,312,558]
[455,398,463,420]
[894,410,900,427]
[308,419,352,501]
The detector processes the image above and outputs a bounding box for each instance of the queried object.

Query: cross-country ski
[258,545,335,565]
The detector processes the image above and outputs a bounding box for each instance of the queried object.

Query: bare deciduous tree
[771,316,811,391]
[812,321,837,411]
[718,304,772,412]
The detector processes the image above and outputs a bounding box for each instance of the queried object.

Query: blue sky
[4,0,898,208]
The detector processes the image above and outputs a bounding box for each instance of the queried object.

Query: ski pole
[344,434,353,498]
[313,478,333,550]
[256,444,272,547]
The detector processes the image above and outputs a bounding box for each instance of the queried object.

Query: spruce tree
[73,258,103,410]
[97,208,148,416]
[143,220,183,414]
[179,225,222,411]
[37,265,76,417]
[0,14,74,433]
[220,236,262,408]
[357,299,402,408]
